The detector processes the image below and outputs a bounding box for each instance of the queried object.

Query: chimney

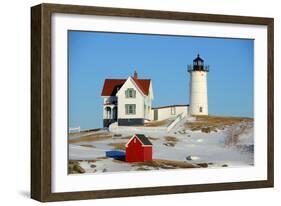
[133,70,138,79]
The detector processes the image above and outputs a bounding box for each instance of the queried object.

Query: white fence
[69,126,81,133]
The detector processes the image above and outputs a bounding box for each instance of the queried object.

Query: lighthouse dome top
[193,54,204,63]
[188,54,209,72]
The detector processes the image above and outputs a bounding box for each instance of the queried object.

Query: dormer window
[125,88,136,98]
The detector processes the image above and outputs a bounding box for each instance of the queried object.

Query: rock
[73,164,85,173]
[186,155,200,161]
[222,164,228,167]
[178,130,186,134]
[197,163,208,168]
[186,156,191,160]
[90,164,96,168]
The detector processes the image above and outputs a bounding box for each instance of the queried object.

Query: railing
[187,65,210,72]
[167,112,187,132]
[104,101,117,105]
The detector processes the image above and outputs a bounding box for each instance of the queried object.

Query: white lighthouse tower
[188,54,209,116]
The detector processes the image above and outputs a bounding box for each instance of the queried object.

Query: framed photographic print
[31,3,274,202]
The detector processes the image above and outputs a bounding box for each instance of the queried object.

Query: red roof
[101,78,151,96]
[132,78,151,95]
[101,79,126,96]
[126,134,152,147]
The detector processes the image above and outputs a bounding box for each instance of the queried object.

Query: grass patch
[147,136,160,141]
[68,160,85,174]
[112,159,126,164]
[163,136,179,147]
[136,167,152,171]
[96,156,109,160]
[79,144,95,148]
[108,142,126,150]
[68,131,89,137]
[134,159,202,169]
[69,132,112,143]
[144,119,170,127]
[119,136,131,139]
[186,115,253,132]
[165,136,178,142]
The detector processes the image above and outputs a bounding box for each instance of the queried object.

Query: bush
[201,127,211,133]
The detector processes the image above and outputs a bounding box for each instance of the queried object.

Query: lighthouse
[188,54,209,116]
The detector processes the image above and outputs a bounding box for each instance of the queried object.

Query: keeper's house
[101,71,189,127]
[101,71,154,127]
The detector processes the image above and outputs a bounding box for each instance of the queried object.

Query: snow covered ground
[68,117,254,174]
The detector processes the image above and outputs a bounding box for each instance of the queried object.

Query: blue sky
[68,31,254,130]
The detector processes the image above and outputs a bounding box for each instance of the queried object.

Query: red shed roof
[101,78,151,96]
[126,134,152,147]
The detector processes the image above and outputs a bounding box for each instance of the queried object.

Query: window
[199,107,203,113]
[171,107,176,115]
[125,88,136,98]
[125,104,136,115]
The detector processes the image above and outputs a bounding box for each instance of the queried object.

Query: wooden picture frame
[31,3,274,202]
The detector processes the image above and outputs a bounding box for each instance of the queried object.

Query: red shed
[125,134,153,162]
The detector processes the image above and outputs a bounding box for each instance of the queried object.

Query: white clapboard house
[101,71,154,127]
[101,54,209,127]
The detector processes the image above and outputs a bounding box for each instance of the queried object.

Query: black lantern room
[187,54,209,72]
[193,54,205,71]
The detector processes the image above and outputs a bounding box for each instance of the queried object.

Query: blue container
[105,150,126,160]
